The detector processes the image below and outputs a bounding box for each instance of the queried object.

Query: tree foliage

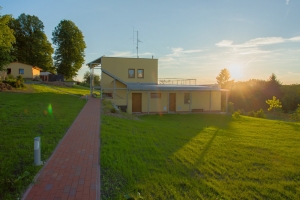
[264,73,282,100]
[216,68,232,88]
[266,96,282,112]
[83,71,100,85]
[9,13,54,72]
[0,7,15,71]
[52,20,86,79]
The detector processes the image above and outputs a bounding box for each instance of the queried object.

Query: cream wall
[5,62,41,79]
[32,68,41,78]
[101,57,158,84]
[124,90,222,114]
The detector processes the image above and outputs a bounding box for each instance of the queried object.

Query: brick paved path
[22,97,101,200]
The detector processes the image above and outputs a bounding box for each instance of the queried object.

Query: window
[184,93,190,104]
[128,69,135,78]
[7,68,11,74]
[137,69,144,78]
[19,68,24,74]
[151,93,161,98]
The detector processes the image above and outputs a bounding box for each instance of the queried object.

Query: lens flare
[48,104,53,115]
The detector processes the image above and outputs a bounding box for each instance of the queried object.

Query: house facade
[4,62,42,79]
[88,56,228,114]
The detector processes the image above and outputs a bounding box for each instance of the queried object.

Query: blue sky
[1,0,300,84]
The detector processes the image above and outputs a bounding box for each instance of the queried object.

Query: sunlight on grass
[100,114,300,199]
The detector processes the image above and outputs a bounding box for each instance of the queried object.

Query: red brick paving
[22,97,101,200]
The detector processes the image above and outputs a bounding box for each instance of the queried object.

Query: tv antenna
[136,31,142,58]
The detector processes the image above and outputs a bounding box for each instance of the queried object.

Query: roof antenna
[136,31,142,58]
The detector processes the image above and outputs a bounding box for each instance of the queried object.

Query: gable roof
[8,62,42,71]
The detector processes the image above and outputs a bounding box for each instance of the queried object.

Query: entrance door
[169,93,176,112]
[132,93,142,112]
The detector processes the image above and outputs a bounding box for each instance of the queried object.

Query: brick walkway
[22,97,101,200]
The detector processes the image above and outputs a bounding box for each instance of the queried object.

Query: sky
[1,0,300,84]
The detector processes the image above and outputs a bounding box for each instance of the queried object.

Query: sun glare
[228,65,244,80]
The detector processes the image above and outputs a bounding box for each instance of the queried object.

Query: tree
[0,7,15,71]
[216,68,233,88]
[266,96,282,113]
[264,73,282,100]
[83,71,100,85]
[9,13,54,72]
[52,20,86,79]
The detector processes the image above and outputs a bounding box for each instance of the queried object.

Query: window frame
[184,93,190,104]
[137,69,144,78]
[19,68,24,75]
[128,69,135,78]
[151,93,161,98]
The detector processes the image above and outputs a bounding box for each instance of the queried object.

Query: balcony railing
[158,78,197,85]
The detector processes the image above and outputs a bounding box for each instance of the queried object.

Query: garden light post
[34,137,43,166]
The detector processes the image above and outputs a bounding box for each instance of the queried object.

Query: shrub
[16,75,24,88]
[6,74,15,80]
[110,107,117,113]
[232,110,241,118]
[256,109,266,118]
[248,110,256,117]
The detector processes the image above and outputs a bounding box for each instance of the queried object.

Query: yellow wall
[123,90,222,114]
[32,67,41,79]
[101,57,158,85]
[4,62,41,79]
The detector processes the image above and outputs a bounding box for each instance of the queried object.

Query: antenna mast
[136,31,142,58]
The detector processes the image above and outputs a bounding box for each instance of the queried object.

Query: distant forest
[226,74,300,113]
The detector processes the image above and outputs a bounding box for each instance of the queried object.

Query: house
[87,56,229,114]
[4,62,42,79]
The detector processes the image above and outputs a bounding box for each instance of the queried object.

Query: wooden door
[132,93,142,112]
[169,93,176,112]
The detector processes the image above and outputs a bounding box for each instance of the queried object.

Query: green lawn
[100,113,300,199]
[0,84,87,199]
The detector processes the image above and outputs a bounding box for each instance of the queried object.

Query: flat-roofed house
[87,56,229,114]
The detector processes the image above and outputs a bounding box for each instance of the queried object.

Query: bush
[248,109,266,119]
[232,110,241,118]
[256,109,266,118]
[16,75,24,88]
[248,110,256,117]
[110,107,117,113]
[6,74,15,80]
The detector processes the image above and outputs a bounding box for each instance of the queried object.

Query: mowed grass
[101,114,300,199]
[0,84,86,199]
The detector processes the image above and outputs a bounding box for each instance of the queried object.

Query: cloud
[215,40,233,47]
[216,36,300,49]
[286,0,290,5]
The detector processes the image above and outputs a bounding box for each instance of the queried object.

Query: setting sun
[228,65,244,80]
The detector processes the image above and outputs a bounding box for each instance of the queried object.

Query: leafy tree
[216,68,232,88]
[9,13,54,72]
[52,20,86,79]
[83,71,100,85]
[0,7,15,71]
[266,96,282,113]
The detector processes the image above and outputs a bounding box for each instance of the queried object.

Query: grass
[0,84,86,199]
[100,113,300,199]
[39,84,100,96]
